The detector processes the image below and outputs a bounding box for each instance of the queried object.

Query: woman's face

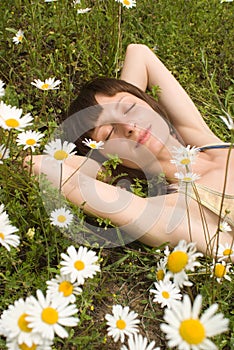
[90,92,170,171]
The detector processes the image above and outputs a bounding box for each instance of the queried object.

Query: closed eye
[123,103,136,115]
[105,127,114,141]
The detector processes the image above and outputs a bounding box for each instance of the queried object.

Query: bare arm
[28,155,234,256]
[120,44,222,147]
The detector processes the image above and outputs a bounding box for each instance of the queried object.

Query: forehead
[95,91,132,104]
[95,91,148,106]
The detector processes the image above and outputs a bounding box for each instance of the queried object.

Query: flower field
[0,0,233,349]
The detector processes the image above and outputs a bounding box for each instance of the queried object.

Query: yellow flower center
[179,319,205,344]
[5,118,20,128]
[57,214,66,223]
[59,281,73,297]
[18,35,23,42]
[18,313,32,333]
[53,150,68,161]
[89,143,97,149]
[214,263,226,278]
[0,232,4,239]
[156,269,165,281]
[180,158,191,165]
[223,248,233,256]
[41,307,58,324]
[167,251,188,273]
[162,291,170,299]
[116,319,126,330]
[19,343,37,350]
[0,152,2,158]
[74,260,85,271]
[41,83,49,90]
[183,177,192,182]
[26,138,36,146]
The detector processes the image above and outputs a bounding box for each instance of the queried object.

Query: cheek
[99,138,160,172]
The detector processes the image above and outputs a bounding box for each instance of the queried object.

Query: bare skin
[28,44,234,257]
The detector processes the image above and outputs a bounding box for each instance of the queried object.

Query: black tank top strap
[198,143,232,152]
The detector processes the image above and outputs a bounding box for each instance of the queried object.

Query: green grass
[0,0,234,349]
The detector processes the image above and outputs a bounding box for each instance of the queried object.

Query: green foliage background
[0,0,233,349]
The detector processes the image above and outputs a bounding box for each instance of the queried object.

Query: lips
[136,125,151,147]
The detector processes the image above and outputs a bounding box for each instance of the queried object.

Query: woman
[29,44,234,256]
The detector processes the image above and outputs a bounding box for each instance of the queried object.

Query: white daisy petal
[150,280,182,308]
[118,0,136,9]
[82,138,104,149]
[160,294,229,349]
[16,130,44,152]
[0,205,20,251]
[105,304,140,343]
[50,207,73,228]
[44,139,76,164]
[46,273,82,303]
[0,297,42,347]
[31,77,61,90]
[210,260,232,283]
[60,245,100,284]
[26,289,79,341]
[164,240,202,288]
[13,29,24,44]
[0,101,33,131]
[120,333,160,350]
[0,80,5,98]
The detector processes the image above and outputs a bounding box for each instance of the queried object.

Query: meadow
[0,0,234,349]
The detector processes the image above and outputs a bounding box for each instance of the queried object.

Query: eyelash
[104,103,136,141]
[123,103,136,115]
[105,126,114,141]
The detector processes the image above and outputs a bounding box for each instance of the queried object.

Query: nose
[119,122,136,138]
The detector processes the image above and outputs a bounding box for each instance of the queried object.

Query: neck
[145,136,212,182]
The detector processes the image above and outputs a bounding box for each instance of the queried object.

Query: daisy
[31,77,61,91]
[77,8,91,14]
[0,297,41,346]
[155,258,167,281]
[16,130,44,152]
[119,0,136,9]
[6,339,53,350]
[44,139,76,163]
[210,260,232,283]
[60,245,100,284]
[82,138,104,150]
[150,279,182,308]
[13,29,24,44]
[171,145,199,167]
[216,242,234,260]
[50,207,73,228]
[26,289,79,340]
[121,333,160,350]
[0,223,20,251]
[0,144,10,164]
[46,273,82,303]
[174,171,200,183]
[0,209,20,251]
[105,304,140,343]
[0,79,5,97]
[0,101,33,131]
[164,240,203,288]
[219,220,232,233]
[160,294,229,350]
